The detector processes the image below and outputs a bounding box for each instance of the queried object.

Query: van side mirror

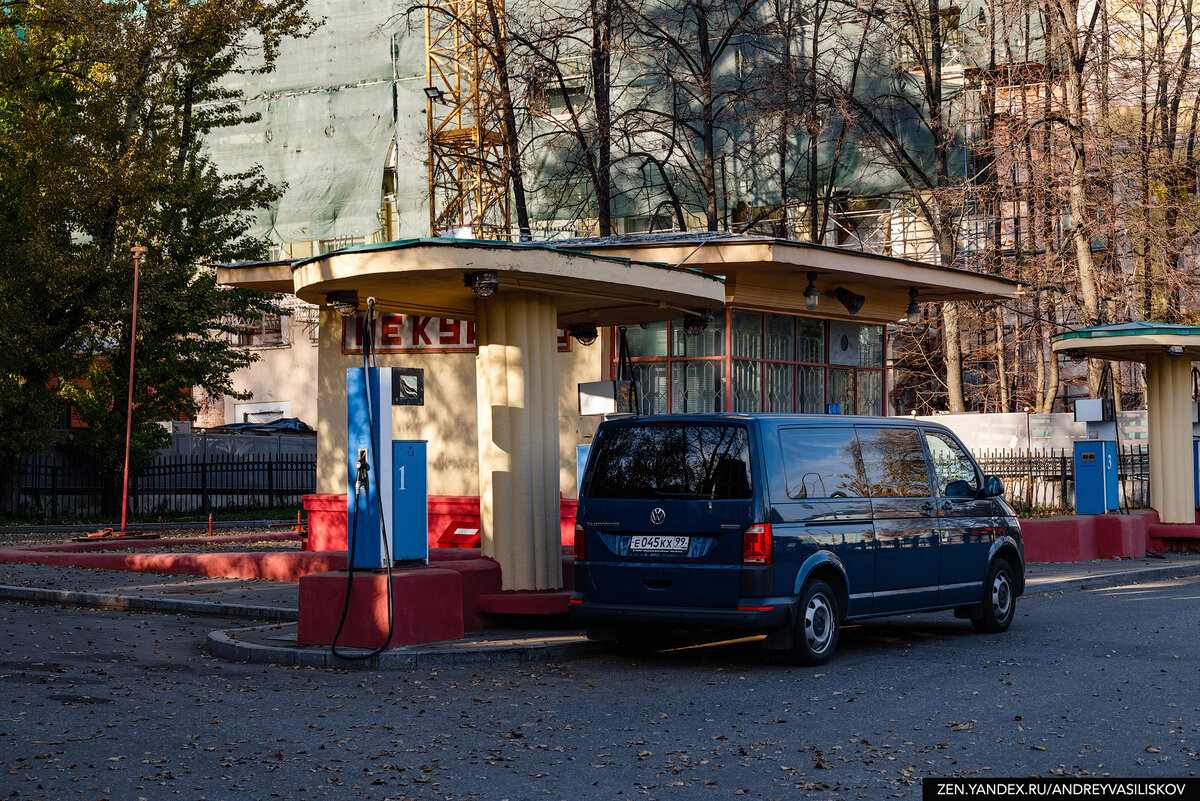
[978,475,1004,499]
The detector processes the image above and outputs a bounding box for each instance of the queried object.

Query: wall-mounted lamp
[803,272,820,312]
[905,286,920,325]
[832,287,866,316]
[683,310,714,336]
[424,86,444,101]
[464,271,499,299]
[1165,344,1185,359]
[569,322,598,346]
[324,290,360,317]
[1065,348,1087,361]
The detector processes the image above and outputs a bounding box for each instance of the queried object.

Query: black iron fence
[7,453,316,519]
[975,445,1150,514]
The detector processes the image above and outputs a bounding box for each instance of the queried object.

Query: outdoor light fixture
[464,271,499,299]
[803,272,820,312]
[1065,348,1087,361]
[832,287,866,316]
[424,85,444,101]
[569,322,599,346]
[683,310,714,336]
[905,286,921,325]
[325,290,360,317]
[1165,344,1185,359]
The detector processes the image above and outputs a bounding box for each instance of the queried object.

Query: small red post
[296,510,302,532]
[120,245,148,534]
[208,513,213,537]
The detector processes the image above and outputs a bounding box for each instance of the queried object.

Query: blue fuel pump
[333,297,428,659]
[346,368,428,569]
[1073,399,1119,515]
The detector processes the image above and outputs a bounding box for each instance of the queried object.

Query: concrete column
[1146,353,1195,524]
[475,292,563,590]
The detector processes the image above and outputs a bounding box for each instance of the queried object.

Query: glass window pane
[856,371,883,415]
[779,427,865,499]
[859,325,884,367]
[798,318,825,362]
[624,321,668,357]
[731,310,762,359]
[765,314,795,361]
[586,423,752,499]
[765,363,794,413]
[828,367,854,413]
[798,365,825,413]
[924,430,980,496]
[671,360,725,412]
[673,314,725,357]
[732,359,762,412]
[629,362,668,415]
[857,427,931,498]
[828,320,862,366]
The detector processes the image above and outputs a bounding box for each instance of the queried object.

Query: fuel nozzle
[355,448,370,492]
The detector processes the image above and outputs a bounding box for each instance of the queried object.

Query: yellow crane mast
[424,0,511,240]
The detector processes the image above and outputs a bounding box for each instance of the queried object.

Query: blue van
[569,414,1024,665]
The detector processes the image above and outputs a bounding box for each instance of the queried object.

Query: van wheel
[612,626,659,657]
[789,580,839,666]
[972,559,1016,633]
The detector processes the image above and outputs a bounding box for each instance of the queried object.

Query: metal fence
[975,445,1150,514]
[9,453,316,519]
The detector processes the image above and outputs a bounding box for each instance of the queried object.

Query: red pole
[120,246,148,534]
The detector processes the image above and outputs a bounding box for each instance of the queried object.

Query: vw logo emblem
[650,507,666,525]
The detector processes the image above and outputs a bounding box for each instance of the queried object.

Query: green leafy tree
[0,0,315,513]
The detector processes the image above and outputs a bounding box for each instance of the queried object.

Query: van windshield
[585,423,753,500]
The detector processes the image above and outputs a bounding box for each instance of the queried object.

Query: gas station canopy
[1051,321,1200,525]
[1051,321,1200,362]
[222,238,727,325]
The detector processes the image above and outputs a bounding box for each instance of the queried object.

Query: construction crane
[424,0,511,240]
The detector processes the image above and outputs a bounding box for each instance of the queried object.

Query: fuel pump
[333,297,428,658]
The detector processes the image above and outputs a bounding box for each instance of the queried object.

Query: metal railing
[8,453,316,519]
[975,445,1150,514]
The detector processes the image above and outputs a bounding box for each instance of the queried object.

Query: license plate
[629,535,690,554]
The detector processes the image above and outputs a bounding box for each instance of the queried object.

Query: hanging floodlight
[803,272,820,312]
[569,323,599,346]
[683,310,715,336]
[905,286,921,325]
[464,271,499,299]
[325,290,360,317]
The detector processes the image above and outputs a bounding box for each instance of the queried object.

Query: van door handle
[921,501,935,515]
[940,501,953,513]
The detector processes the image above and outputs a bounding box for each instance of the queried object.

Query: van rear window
[585,424,753,499]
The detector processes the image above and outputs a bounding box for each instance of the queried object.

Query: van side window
[779,427,865,499]
[923,430,980,497]
[586,424,753,499]
[856,427,931,498]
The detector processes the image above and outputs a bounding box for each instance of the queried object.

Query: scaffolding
[425,0,511,240]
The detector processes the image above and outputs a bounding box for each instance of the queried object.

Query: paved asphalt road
[1,575,1197,800]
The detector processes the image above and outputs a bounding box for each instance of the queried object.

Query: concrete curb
[1025,561,1200,594]
[207,624,607,670]
[0,584,298,622]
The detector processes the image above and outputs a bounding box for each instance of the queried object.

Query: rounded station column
[1146,352,1195,524]
[475,291,563,590]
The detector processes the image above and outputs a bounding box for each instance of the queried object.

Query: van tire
[788,580,839,666]
[972,559,1016,633]
[611,626,659,657]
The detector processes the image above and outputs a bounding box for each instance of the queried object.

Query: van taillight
[574,522,586,560]
[742,523,772,565]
